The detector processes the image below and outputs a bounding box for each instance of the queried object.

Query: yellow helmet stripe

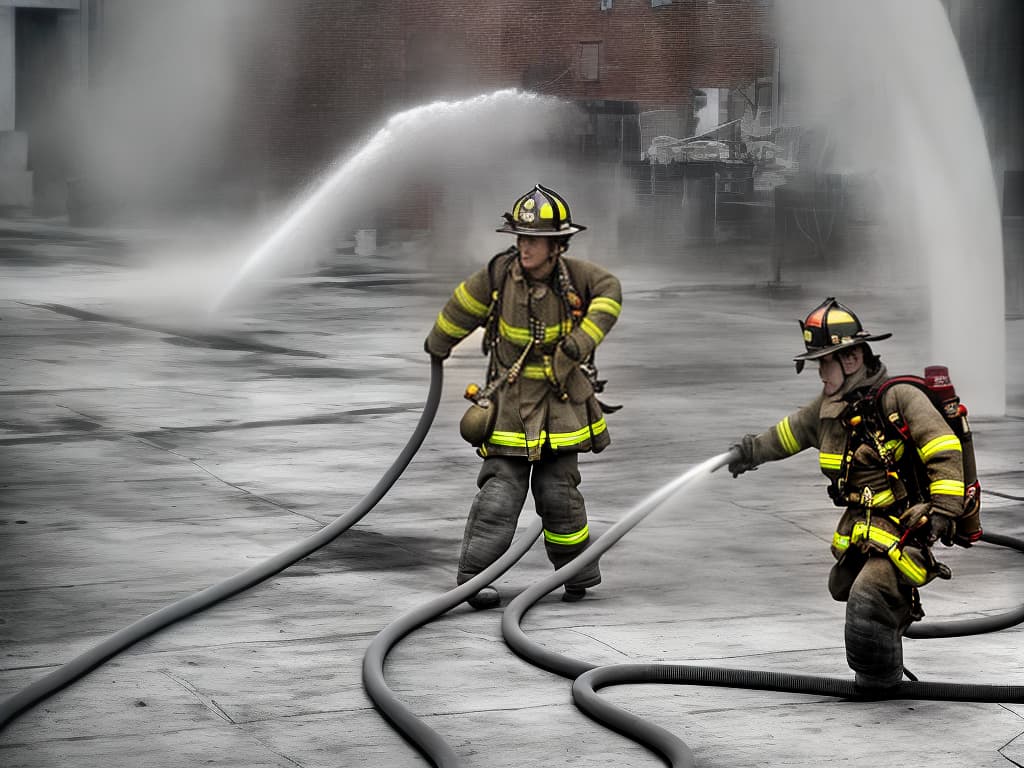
[544,525,590,546]
[436,311,472,339]
[777,417,800,455]
[918,434,962,461]
[454,282,489,318]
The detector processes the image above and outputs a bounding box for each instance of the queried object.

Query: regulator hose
[0,356,445,731]
[362,518,543,768]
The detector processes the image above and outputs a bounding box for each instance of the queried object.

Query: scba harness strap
[480,248,619,411]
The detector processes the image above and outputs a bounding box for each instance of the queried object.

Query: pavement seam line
[159,670,236,725]
[130,435,321,524]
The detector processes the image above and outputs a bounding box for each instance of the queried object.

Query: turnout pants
[456,452,601,591]
[829,550,920,688]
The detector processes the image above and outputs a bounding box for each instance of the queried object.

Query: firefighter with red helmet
[424,184,622,609]
[728,298,981,690]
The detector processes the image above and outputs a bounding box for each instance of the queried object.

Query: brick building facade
[234,0,775,198]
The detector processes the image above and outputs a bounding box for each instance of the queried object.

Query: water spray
[208,89,567,313]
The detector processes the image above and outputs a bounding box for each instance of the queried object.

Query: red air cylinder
[925,365,960,419]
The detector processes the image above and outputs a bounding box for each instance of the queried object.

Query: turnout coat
[747,363,967,562]
[426,250,622,460]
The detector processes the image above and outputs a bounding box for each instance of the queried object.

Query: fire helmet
[496,184,586,237]
[793,297,891,373]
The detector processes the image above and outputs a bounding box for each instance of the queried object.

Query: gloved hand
[423,337,450,361]
[898,502,931,531]
[727,434,757,478]
[552,338,580,388]
[559,335,582,361]
[929,511,958,547]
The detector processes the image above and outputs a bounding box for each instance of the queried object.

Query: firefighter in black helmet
[424,184,622,609]
[727,298,978,690]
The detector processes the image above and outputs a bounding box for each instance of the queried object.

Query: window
[651,0,672,7]
[579,42,600,82]
[600,0,613,9]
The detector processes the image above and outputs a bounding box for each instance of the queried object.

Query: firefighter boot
[466,586,500,610]
[845,556,913,693]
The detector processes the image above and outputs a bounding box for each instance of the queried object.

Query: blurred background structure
[0,0,1021,400]
[2,1,1018,241]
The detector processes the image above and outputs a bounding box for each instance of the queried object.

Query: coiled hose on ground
[0,356,445,731]
[363,445,1022,767]
[497,451,1024,768]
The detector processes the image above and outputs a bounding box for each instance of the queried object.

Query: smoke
[76,0,273,215]
[774,0,1006,415]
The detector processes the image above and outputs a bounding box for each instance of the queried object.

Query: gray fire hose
[498,448,1024,767]
[0,356,445,731]
[362,518,543,768]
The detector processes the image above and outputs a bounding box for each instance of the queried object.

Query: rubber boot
[466,586,500,610]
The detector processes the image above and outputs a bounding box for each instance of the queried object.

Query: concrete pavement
[0,216,1022,768]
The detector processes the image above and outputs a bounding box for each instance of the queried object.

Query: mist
[773,0,1006,415]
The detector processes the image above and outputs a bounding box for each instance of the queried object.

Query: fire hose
[500,451,1024,767]
[363,440,1023,767]
[0,356,445,731]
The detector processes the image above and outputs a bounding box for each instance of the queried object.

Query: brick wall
[230,0,775,226]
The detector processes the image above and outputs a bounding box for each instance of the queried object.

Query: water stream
[776,0,1006,415]
[209,89,567,313]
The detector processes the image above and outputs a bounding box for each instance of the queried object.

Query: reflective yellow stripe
[581,316,605,344]
[918,434,962,461]
[819,452,843,471]
[436,311,472,339]
[866,489,895,508]
[488,430,546,449]
[498,318,533,345]
[835,522,930,586]
[885,439,905,461]
[544,525,590,546]
[777,417,799,454]
[588,297,622,317]
[454,282,489,318]
[549,423,596,449]
[521,364,548,380]
[498,318,573,345]
[488,418,606,450]
[930,479,965,497]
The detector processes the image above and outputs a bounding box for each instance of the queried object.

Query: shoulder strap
[481,246,517,360]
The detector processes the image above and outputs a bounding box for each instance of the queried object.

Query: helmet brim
[496,223,586,236]
[792,333,892,362]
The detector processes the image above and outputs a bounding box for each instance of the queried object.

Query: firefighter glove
[552,340,578,387]
[423,336,450,361]
[559,335,582,361]
[898,502,931,531]
[929,511,957,547]
[727,434,757,478]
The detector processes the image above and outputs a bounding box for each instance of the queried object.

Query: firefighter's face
[818,346,864,396]
[517,235,557,278]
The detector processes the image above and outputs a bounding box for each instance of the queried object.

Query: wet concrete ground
[0,216,1022,767]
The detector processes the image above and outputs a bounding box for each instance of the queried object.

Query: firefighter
[728,298,979,690]
[424,184,622,609]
